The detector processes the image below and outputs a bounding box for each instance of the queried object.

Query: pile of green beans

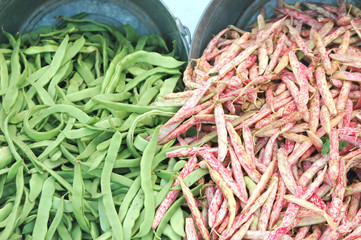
[0,14,200,240]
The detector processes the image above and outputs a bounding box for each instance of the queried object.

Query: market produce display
[151,1,361,239]
[3,0,361,239]
[0,14,185,239]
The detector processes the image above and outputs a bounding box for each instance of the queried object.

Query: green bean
[171,168,209,191]
[100,48,128,93]
[76,54,95,84]
[0,146,13,169]
[135,35,148,51]
[23,106,64,141]
[157,75,181,100]
[56,221,72,240]
[27,35,69,99]
[98,198,111,232]
[173,160,187,173]
[72,162,91,232]
[50,149,62,162]
[124,24,138,43]
[87,150,107,172]
[3,36,20,113]
[123,189,145,240]
[148,34,169,52]
[6,160,24,182]
[95,231,112,240]
[0,52,9,89]
[0,166,24,239]
[101,131,124,240]
[155,170,174,182]
[33,177,56,240]
[90,221,100,239]
[124,67,180,92]
[47,60,73,98]
[71,223,83,240]
[22,220,35,235]
[124,170,141,179]
[134,127,159,238]
[139,73,166,95]
[38,118,75,161]
[93,97,180,114]
[126,66,147,76]
[133,134,149,152]
[113,158,141,168]
[67,86,101,102]
[0,202,13,222]
[126,110,174,157]
[62,127,98,139]
[25,235,34,240]
[45,196,64,240]
[105,56,129,94]
[2,110,23,165]
[118,176,141,221]
[163,224,182,240]
[29,172,46,202]
[170,208,185,237]
[23,45,58,55]
[0,182,15,200]
[131,207,146,237]
[138,87,159,106]
[17,187,36,226]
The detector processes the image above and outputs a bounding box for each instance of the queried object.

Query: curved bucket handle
[175,17,191,54]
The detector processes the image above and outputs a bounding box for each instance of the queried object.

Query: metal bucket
[190,0,361,59]
[0,0,190,61]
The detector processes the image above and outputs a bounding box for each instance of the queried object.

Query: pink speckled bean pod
[320,105,331,134]
[283,194,337,230]
[152,155,198,229]
[277,7,323,29]
[348,192,361,221]
[205,161,236,230]
[214,103,227,163]
[220,179,277,239]
[287,24,314,59]
[328,128,340,185]
[288,110,345,165]
[166,147,217,158]
[229,147,248,202]
[294,226,311,240]
[203,28,229,56]
[258,43,269,75]
[257,174,278,231]
[266,34,287,73]
[227,122,262,183]
[299,155,328,186]
[343,99,353,127]
[208,188,223,228]
[213,198,228,229]
[268,176,286,230]
[200,150,244,202]
[178,176,210,240]
[230,216,254,240]
[316,66,337,115]
[309,91,320,133]
[306,130,323,152]
[242,160,276,213]
[185,217,199,240]
[263,131,280,165]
